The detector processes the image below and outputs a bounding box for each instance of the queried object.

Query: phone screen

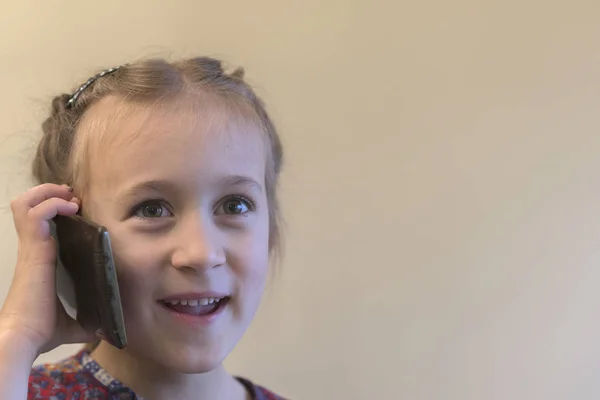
[51,215,127,349]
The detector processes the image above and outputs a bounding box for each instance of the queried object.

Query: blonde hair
[33,56,284,255]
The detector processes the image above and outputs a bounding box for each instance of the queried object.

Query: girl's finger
[11,183,74,217]
[25,198,79,242]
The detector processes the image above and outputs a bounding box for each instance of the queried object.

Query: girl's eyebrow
[219,175,263,193]
[116,180,180,203]
[116,175,263,203]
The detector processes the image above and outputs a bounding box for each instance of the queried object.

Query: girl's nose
[170,216,225,272]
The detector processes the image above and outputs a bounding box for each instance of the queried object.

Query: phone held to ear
[51,215,127,349]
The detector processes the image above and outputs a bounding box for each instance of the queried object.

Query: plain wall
[1,1,600,399]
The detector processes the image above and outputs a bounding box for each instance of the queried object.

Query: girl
[0,57,286,399]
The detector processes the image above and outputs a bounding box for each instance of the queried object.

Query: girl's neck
[90,341,249,400]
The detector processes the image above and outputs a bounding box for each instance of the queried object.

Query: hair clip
[65,65,125,109]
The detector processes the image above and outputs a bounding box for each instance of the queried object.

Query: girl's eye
[217,197,254,215]
[133,201,172,219]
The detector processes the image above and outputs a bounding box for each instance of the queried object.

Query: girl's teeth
[164,297,226,306]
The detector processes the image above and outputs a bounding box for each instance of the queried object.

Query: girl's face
[79,96,270,373]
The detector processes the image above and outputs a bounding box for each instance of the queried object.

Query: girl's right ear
[76,201,84,216]
[73,195,83,217]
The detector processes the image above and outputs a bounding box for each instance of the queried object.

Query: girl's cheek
[113,237,165,299]
[116,247,161,281]
[113,229,165,266]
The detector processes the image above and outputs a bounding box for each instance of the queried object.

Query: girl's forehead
[82,95,262,148]
[79,95,267,188]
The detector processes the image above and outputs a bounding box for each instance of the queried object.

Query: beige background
[1,1,600,399]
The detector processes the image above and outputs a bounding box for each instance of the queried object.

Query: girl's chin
[128,339,231,373]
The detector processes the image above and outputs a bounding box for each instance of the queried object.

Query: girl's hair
[32,57,284,255]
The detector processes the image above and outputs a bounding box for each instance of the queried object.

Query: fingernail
[62,184,73,192]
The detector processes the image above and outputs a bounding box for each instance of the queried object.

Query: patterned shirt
[28,350,285,399]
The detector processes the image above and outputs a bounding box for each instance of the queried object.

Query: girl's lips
[157,296,231,326]
[158,291,231,302]
[159,296,230,316]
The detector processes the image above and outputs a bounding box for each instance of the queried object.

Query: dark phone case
[52,215,127,349]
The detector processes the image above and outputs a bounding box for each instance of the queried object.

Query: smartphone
[51,214,127,349]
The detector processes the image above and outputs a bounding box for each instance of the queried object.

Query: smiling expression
[77,95,271,372]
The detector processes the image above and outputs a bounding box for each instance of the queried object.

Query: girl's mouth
[158,296,230,317]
